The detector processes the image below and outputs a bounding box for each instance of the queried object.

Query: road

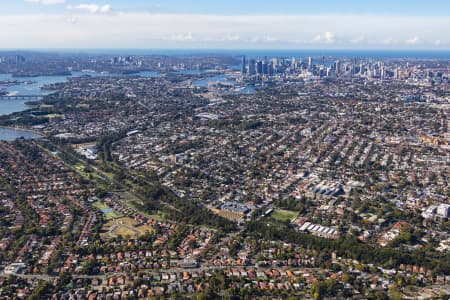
[1,265,320,282]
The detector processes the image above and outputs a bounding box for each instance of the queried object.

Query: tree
[388,285,403,300]
[28,281,51,300]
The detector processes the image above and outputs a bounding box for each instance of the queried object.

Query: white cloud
[67,4,112,14]
[0,13,449,49]
[262,35,280,43]
[24,0,65,5]
[350,35,365,44]
[165,33,194,41]
[406,36,421,45]
[383,38,399,45]
[222,35,241,42]
[312,32,336,44]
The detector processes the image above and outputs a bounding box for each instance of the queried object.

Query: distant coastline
[5,48,449,59]
[1,49,450,60]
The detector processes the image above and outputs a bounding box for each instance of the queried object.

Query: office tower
[241,55,247,75]
[269,62,275,76]
[308,57,312,71]
[262,60,269,75]
[272,58,278,72]
[335,60,340,75]
[326,67,332,77]
[15,55,25,64]
[249,59,256,75]
[290,57,296,70]
[256,60,263,75]
[394,68,399,79]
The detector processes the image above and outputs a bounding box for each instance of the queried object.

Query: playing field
[101,217,155,239]
[210,207,244,221]
[92,201,122,220]
[270,209,298,222]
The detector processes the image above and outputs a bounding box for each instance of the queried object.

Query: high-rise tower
[241,55,247,75]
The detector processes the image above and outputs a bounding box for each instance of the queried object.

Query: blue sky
[8,0,450,15]
[1,0,450,49]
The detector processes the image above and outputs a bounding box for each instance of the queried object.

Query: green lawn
[92,201,122,220]
[270,209,298,222]
[73,163,103,181]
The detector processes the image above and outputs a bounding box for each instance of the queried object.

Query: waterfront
[193,74,235,87]
[0,70,160,117]
[0,70,253,117]
[0,69,238,140]
[0,98,32,115]
[0,73,78,96]
[193,73,256,94]
[0,127,42,141]
[0,73,68,117]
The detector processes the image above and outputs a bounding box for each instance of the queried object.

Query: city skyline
[1,0,450,50]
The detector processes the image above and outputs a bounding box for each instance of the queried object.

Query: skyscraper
[335,60,341,75]
[262,60,269,75]
[241,55,247,75]
[256,60,263,75]
[15,55,25,64]
[249,59,256,75]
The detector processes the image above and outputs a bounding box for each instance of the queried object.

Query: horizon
[2,48,450,54]
[2,48,450,60]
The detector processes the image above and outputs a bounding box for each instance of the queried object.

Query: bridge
[0,95,44,101]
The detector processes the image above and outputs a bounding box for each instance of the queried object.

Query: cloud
[0,13,449,49]
[383,38,399,45]
[406,36,421,45]
[24,0,65,5]
[222,34,241,42]
[165,32,194,41]
[312,31,336,43]
[349,35,365,44]
[262,35,280,42]
[67,4,112,14]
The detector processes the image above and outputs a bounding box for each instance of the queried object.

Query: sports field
[92,201,122,220]
[269,209,298,222]
[101,217,155,239]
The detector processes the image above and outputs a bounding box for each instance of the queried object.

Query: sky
[1,0,450,50]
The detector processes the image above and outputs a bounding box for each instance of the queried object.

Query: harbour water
[0,70,160,116]
[0,98,31,116]
[192,74,256,94]
[0,127,42,141]
[0,69,235,140]
[193,74,235,87]
[0,72,90,140]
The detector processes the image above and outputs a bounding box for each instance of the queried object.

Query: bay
[0,127,42,141]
